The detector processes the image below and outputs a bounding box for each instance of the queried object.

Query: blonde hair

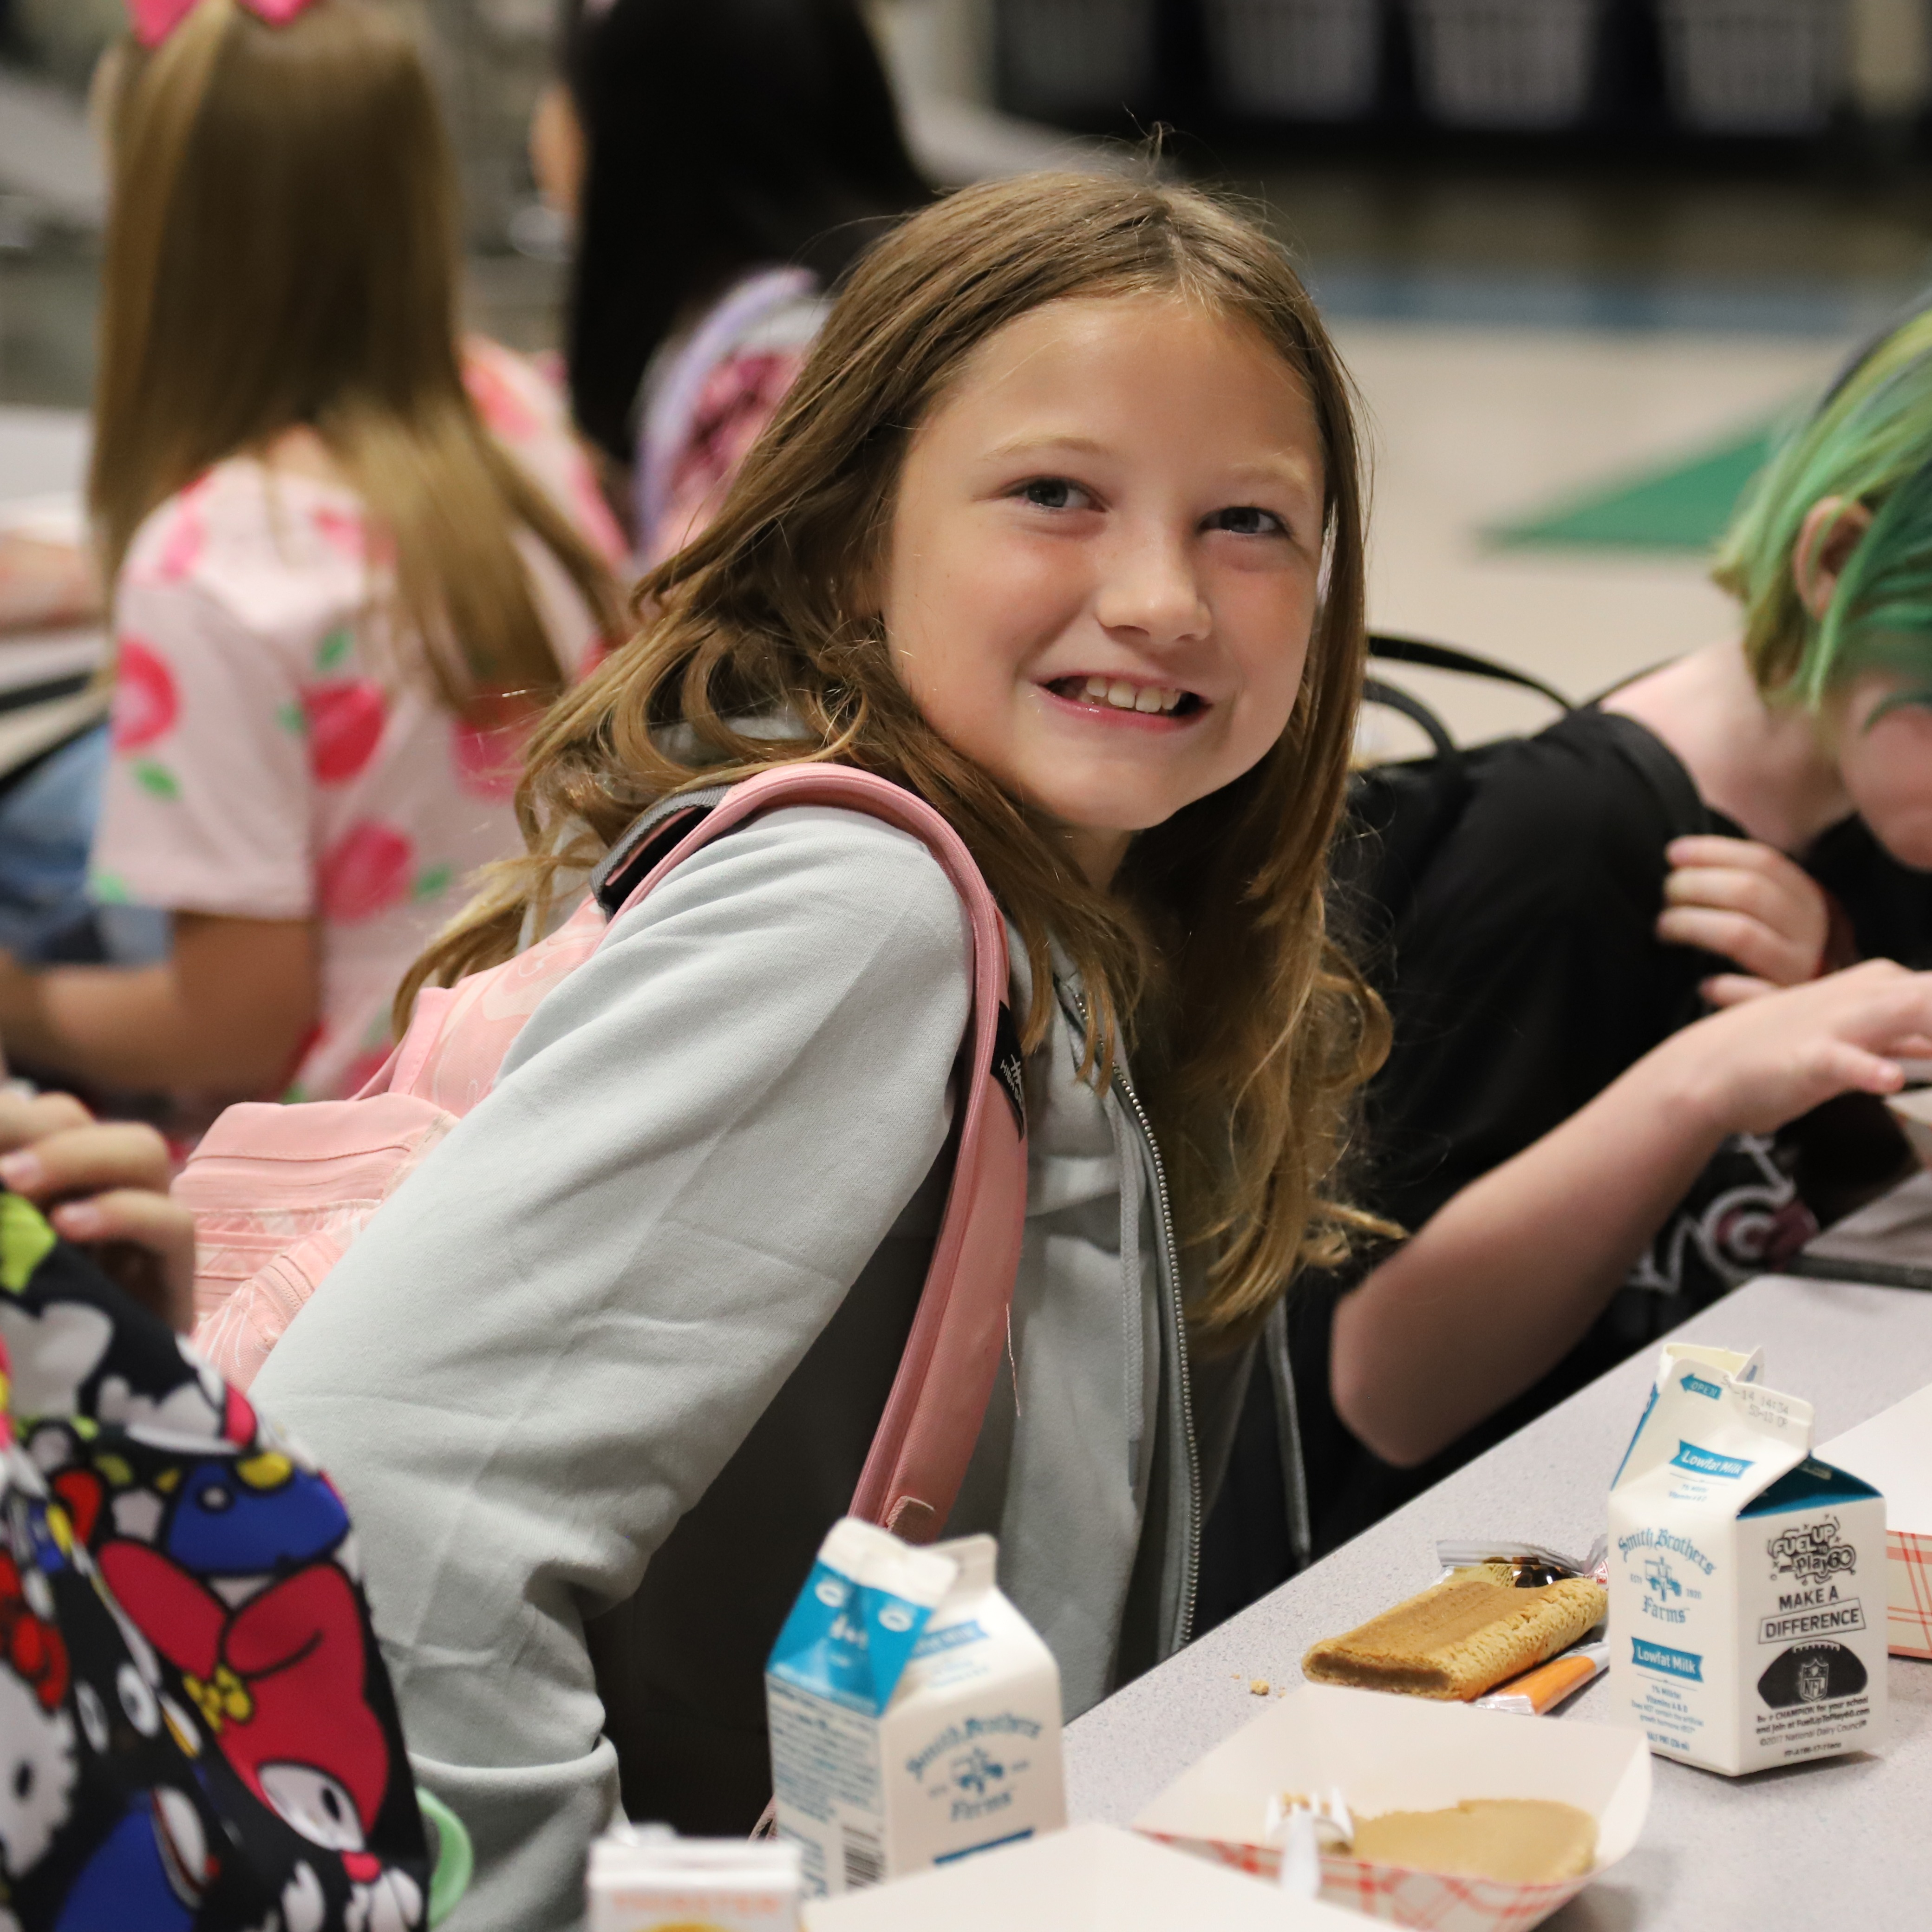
[411,173,1389,1337]
[90,0,624,705]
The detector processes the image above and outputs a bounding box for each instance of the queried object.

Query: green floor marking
[1488,421,1779,555]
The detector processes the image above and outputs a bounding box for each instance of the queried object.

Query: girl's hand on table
[0,531,101,633]
[0,1089,194,1331]
[1659,834,1831,997]
[1668,957,1932,1138]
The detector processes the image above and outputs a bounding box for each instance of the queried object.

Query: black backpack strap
[1362,677,1456,760]
[1591,710,1717,839]
[589,784,733,915]
[1368,632,1573,713]
[1345,643,1583,951]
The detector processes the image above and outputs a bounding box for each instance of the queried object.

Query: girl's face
[1831,672,1932,869]
[880,294,1328,887]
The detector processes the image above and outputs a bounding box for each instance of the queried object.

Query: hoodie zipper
[1067,988,1201,1652]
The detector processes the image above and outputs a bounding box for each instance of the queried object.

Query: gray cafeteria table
[1066,1273,1932,1927]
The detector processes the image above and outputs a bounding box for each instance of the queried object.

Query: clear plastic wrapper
[1435,1539,1609,1588]
[1432,1540,1610,1716]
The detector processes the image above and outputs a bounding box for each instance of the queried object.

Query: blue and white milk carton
[1607,1343,1887,1775]
[766,1520,1065,1898]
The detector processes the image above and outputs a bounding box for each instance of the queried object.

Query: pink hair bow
[128,0,319,50]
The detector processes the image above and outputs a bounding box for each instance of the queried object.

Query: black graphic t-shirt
[1300,705,1932,1550]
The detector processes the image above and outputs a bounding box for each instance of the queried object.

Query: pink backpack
[176,765,1028,1541]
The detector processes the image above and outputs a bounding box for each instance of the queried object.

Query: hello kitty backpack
[0,1186,468,1929]
[175,765,1030,1544]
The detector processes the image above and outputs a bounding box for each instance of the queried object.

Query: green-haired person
[1298,313,1932,1548]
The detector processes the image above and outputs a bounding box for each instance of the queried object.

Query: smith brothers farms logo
[1768,1517,1857,1583]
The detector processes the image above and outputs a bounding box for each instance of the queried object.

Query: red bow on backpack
[128,0,318,50]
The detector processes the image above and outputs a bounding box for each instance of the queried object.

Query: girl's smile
[1040,672,1202,727]
[880,292,1327,886]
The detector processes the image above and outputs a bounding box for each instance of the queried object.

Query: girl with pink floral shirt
[0,0,625,1105]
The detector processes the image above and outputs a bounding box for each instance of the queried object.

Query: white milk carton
[765,1520,1066,1899]
[587,1829,801,1931]
[1607,1342,1887,1776]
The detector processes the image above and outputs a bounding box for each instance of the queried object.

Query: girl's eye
[1017,477,1089,511]
[1210,505,1288,537]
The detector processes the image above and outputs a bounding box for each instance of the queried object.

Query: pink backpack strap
[597,766,1029,1544]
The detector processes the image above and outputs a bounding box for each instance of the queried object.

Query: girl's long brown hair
[91,0,624,705]
[411,172,1390,1337]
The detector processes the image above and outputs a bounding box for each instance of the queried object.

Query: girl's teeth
[1073,677,1186,714]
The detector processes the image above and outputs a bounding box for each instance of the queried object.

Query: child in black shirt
[1306,305,1932,1548]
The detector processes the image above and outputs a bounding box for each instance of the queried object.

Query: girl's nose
[1092,530,1210,649]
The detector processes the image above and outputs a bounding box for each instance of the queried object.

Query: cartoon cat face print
[0,1664,76,1877]
[0,1301,111,1422]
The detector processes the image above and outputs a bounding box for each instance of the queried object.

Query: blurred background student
[1290,307,1932,1555]
[532,0,930,561]
[0,0,624,1109]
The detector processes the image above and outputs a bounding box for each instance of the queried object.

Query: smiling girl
[251,173,1388,1925]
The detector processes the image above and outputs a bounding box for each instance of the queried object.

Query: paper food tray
[1821,1380,1932,1660]
[1132,1684,1650,1932]
[803,1821,1357,1928]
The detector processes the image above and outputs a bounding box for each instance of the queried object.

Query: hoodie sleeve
[252,803,972,1931]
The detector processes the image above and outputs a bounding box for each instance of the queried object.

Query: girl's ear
[1793,496,1874,620]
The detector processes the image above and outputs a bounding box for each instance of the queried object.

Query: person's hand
[0,1090,194,1331]
[0,531,101,634]
[1658,835,1831,997]
[0,944,42,1040]
[1666,958,1932,1139]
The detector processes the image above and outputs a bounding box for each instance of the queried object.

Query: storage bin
[1658,0,1845,134]
[1202,0,1383,121]
[1407,0,1604,129]
[997,0,1158,115]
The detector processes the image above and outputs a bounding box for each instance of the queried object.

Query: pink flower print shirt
[92,348,613,1101]
[462,335,627,570]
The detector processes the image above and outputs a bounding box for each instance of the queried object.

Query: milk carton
[766,1520,1066,1898]
[1607,1343,1887,1775]
[587,1829,801,1931]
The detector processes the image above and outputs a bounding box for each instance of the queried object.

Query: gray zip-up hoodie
[253,803,1225,1932]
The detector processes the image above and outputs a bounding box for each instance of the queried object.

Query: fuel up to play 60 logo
[1757,1517,1866,1647]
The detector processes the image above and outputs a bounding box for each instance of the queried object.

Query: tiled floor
[1336,319,1847,745]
